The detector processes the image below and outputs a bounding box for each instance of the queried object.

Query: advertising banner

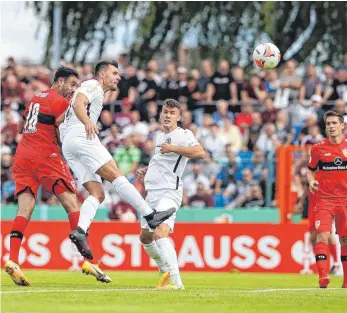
[1,221,319,273]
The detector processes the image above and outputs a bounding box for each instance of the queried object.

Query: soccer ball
[253,43,281,69]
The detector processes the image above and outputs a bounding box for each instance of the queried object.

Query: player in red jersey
[307,110,347,288]
[5,67,110,286]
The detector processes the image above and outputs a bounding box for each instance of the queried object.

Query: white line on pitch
[1,287,344,295]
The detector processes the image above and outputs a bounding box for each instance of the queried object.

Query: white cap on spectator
[311,95,322,102]
[177,67,187,74]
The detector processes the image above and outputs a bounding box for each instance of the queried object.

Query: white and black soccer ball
[253,43,281,69]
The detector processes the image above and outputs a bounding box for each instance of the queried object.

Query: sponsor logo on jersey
[324,153,331,156]
[343,148,347,158]
[334,156,343,166]
[315,220,320,230]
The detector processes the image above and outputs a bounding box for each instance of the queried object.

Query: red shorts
[13,155,76,199]
[312,199,347,236]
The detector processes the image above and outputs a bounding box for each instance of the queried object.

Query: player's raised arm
[159,144,205,159]
[72,93,99,139]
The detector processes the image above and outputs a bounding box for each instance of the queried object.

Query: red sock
[341,247,347,284]
[9,216,29,264]
[68,211,80,231]
[329,243,338,264]
[314,242,329,279]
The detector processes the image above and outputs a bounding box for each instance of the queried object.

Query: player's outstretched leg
[97,161,175,229]
[5,192,34,286]
[81,261,111,283]
[140,229,170,288]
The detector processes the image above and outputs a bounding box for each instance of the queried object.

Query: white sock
[143,241,169,273]
[112,176,152,216]
[156,237,183,287]
[78,195,100,232]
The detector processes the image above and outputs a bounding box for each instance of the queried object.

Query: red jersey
[308,138,347,199]
[15,89,69,159]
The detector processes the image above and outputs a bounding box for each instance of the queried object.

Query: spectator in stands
[215,149,238,192]
[83,63,95,81]
[160,62,180,100]
[255,123,281,154]
[231,66,244,105]
[1,151,13,187]
[147,59,162,86]
[224,168,257,208]
[264,69,280,99]
[335,100,347,123]
[298,64,322,104]
[14,64,30,85]
[183,162,210,198]
[220,117,242,154]
[206,59,237,103]
[137,67,158,117]
[203,123,227,160]
[109,200,138,221]
[113,135,141,177]
[198,59,214,94]
[241,184,265,208]
[301,125,324,146]
[114,98,133,131]
[241,74,267,104]
[177,66,188,88]
[279,59,302,101]
[275,111,294,144]
[139,139,154,167]
[309,95,325,128]
[144,100,160,124]
[300,113,318,137]
[1,74,25,107]
[188,183,215,208]
[250,150,265,181]
[181,110,193,130]
[23,76,49,104]
[98,110,114,139]
[1,170,15,203]
[323,65,347,105]
[235,103,253,135]
[244,112,262,151]
[199,150,220,188]
[261,97,278,124]
[114,64,139,104]
[322,65,334,93]
[179,75,202,113]
[102,125,122,153]
[212,100,234,126]
[199,113,213,143]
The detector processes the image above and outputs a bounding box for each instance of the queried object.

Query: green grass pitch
[1,270,346,313]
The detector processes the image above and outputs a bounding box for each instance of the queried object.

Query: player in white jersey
[135,99,205,289]
[60,61,176,261]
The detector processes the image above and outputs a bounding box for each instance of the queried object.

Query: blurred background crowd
[1,53,347,221]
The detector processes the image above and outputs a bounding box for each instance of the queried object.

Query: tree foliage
[30,1,347,67]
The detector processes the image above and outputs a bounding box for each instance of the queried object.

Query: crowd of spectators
[1,53,347,220]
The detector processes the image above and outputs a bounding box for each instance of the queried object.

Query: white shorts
[140,189,182,232]
[62,131,113,185]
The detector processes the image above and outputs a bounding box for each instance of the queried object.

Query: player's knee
[91,191,105,203]
[139,231,153,244]
[316,233,329,245]
[154,224,170,240]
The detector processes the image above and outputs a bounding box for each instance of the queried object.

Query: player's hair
[323,110,344,124]
[94,61,119,77]
[162,99,181,114]
[53,66,79,82]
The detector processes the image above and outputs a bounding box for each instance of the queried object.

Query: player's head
[161,99,181,129]
[94,60,120,91]
[53,66,79,99]
[324,110,344,138]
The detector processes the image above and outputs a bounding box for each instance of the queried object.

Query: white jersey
[61,79,104,138]
[144,127,199,191]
